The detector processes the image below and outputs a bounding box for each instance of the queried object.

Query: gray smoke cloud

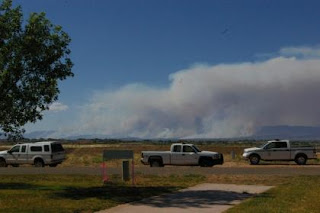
[73,48,320,138]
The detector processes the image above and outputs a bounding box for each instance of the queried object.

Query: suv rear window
[51,143,64,152]
[44,145,50,152]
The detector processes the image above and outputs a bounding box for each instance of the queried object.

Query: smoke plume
[75,49,320,138]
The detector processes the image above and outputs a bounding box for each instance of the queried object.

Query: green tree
[0,0,74,138]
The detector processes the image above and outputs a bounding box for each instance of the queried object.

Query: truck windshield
[192,145,201,152]
[260,143,267,149]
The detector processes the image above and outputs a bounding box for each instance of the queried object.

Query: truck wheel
[0,159,7,167]
[295,155,307,165]
[199,158,213,167]
[34,159,44,167]
[150,160,161,167]
[249,154,260,165]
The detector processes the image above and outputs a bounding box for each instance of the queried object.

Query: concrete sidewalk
[97,183,273,213]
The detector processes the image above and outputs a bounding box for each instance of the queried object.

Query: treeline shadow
[132,189,254,208]
[52,185,273,209]
[51,185,180,203]
[0,182,39,190]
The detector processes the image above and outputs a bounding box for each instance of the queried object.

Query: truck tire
[150,159,162,167]
[199,158,214,167]
[295,154,307,165]
[0,158,7,167]
[249,154,260,165]
[34,159,45,167]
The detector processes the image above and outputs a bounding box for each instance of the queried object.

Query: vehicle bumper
[140,158,149,165]
[242,153,250,160]
[213,154,224,165]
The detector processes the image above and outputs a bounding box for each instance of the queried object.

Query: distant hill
[2,125,320,141]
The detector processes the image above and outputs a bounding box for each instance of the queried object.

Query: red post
[101,162,108,183]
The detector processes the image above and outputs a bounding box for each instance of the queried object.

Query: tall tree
[0,0,74,138]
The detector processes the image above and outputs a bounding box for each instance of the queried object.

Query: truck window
[21,145,26,153]
[173,145,181,152]
[183,146,195,153]
[44,145,50,152]
[275,142,287,148]
[265,142,276,149]
[30,146,42,152]
[10,145,20,153]
[51,143,64,152]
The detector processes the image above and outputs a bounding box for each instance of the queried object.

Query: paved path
[97,183,273,213]
[1,165,320,176]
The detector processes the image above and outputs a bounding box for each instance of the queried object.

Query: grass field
[0,174,205,213]
[0,142,320,212]
[0,173,319,213]
[227,176,320,213]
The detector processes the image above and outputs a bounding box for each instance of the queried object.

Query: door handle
[182,154,185,156]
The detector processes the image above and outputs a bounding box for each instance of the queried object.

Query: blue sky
[13,0,320,138]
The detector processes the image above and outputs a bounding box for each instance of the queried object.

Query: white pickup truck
[141,143,224,167]
[242,140,317,165]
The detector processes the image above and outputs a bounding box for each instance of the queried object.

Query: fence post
[122,160,130,181]
[231,150,235,160]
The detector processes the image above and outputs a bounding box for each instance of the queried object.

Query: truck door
[18,145,28,164]
[181,145,198,165]
[170,145,183,165]
[6,145,21,164]
[171,145,199,165]
[264,142,290,160]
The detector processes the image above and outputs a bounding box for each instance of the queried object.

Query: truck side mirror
[7,150,12,154]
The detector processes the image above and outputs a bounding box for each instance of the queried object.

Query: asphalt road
[1,165,320,176]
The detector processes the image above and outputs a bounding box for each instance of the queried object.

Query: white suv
[0,141,65,167]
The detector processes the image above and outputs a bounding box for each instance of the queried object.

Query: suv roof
[172,143,194,146]
[16,141,60,145]
[268,139,289,143]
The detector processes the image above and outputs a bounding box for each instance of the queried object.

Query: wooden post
[122,160,130,181]
[231,150,235,160]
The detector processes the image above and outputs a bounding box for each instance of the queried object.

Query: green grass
[227,176,320,213]
[1,174,320,213]
[0,174,205,213]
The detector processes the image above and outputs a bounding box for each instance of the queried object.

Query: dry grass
[62,143,249,167]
